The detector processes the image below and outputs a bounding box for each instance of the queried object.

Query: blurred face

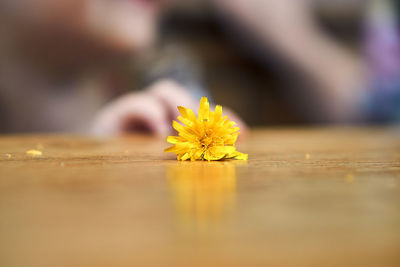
[1,0,163,53]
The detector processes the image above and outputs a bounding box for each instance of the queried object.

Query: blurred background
[0,0,399,133]
[149,0,366,125]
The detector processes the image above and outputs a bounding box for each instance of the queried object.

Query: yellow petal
[198,97,210,122]
[214,105,223,121]
[225,150,238,159]
[226,151,248,160]
[234,152,248,160]
[177,116,191,126]
[167,136,184,144]
[203,146,236,161]
[180,153,190,161]
[211,146,236,155]
[192,148,205,161]
[165,145,177,153]
[178,106,196,121]
[223,120,237,128]
[203,150,225,161]
[209,111,215,124]
[165,142,194,154]
[172,121,195,141]
[230,127,240,133]
[172,120,185,133]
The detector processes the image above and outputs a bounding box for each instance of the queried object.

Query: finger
[91,93,170,136]
[147,79,198,120]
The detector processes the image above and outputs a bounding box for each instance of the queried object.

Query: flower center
[199,129,216,148]
[201,136,213,147]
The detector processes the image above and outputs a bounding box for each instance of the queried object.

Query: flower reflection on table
[166,161,240,233]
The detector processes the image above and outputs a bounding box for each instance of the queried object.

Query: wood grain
[0,127,399,266]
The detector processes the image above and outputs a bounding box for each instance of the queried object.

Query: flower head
[165,97,248,161]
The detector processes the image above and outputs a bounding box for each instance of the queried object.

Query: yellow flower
[165,97,248,161]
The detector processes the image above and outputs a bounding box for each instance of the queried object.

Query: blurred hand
[91,79,248,136]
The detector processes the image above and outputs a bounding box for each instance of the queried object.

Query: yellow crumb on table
[305,153,311,160]
[25,149,43,157]
[5,153,12,158]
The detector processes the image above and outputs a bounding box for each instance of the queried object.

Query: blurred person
[212,0,400,123]
[0,0,246,135]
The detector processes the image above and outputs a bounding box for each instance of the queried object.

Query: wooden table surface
[0,127,399,266]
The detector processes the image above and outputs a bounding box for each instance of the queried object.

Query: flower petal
[226,150,248,160]
[179,153,190,161]
[172,120,185,132]
[234,152,248,160]
[214,105,223,121]
[167,136,184,144]
[198,97,210,122]
[178,106,196,121]
[164,145,177,153]
[203,146,236,161]
[225,134,238,145]
[177,116,193,127]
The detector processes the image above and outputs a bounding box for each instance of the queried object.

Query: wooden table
[1,128,399,266]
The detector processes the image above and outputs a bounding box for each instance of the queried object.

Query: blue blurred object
[364,0,400,122]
